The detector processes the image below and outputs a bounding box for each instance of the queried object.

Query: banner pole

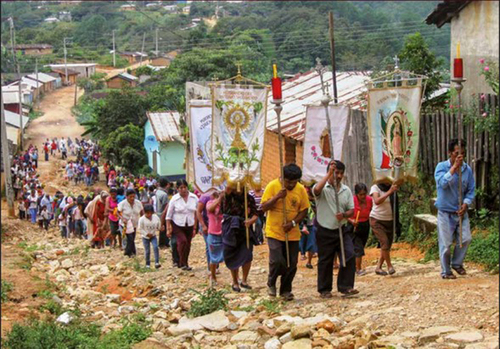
[244,183,250,249]
[272,98,290,268]
[316,59,346,268]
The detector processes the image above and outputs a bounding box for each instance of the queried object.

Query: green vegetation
[1,279,14,303]
[2,317,151,349]
[258,298,282,315]
[187,288,228,318]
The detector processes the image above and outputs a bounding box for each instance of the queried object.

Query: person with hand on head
[138,204,161,269]
[369,179,399,276]
[313,160,356,298]
[166,180,198,271]
[435,139,475,279]
[206,190,225,287]
[261,163,310,301]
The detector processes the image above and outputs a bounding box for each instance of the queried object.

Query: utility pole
[9,17,15,60]
[17,63,23,150]
[63,37,71,85]
[35,58,40,108]
[74,78,78,106]
[155,28,159,57]
[112,30,116,67]
[328,12,339,104]
[140,32,146,66]
[1,89,16,217]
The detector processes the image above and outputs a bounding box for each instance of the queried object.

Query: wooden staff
[457,82,464,248]
[353,211,360,233]
[274,100,290,268]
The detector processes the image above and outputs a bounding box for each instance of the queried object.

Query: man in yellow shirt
[261,164,310,301]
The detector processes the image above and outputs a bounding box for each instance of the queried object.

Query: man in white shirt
[138,204,161,269]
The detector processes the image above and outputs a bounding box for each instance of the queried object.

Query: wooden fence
[339,95,498,203]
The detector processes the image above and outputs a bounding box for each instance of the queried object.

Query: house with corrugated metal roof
[144,111,186,179]
[106,72,139,89]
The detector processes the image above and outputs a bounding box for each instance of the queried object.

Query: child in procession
[138,204,161,269]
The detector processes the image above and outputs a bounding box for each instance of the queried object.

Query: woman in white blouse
[166,180,199,271]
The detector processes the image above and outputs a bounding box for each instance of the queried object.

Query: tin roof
[266,70,371,141]
[147,111,184,143]
[7,44,53,50]
[27,72,57,83]
[4,109,29,129]
[425,1,471,28]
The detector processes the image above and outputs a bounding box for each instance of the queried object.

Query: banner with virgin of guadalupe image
[302,105,350,183]
[367,84,423,183]
[211,84,268,188]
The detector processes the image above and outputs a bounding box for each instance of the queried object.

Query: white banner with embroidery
[302,104,350,183]
[367,85,422,183]
[189,100,216,193]
[211,84,268,188]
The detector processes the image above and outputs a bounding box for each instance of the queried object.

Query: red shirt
[353,195,373,223]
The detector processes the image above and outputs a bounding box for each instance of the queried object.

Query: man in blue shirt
[434,139,475,279]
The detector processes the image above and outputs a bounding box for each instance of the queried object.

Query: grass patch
[187,288,228,318]
[258,298,282,315]
[39,300,64,316]
[17,242,40,252]
[2,317,151,349]
[130,259,154,274]
[1,279,13,303]
[28,110,43,120]
[467,227,499,272]
[235,305,254,312]
[36,290,55,299]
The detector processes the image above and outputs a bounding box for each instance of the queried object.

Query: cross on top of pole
[393,55,400,70]
[314,58,331,103]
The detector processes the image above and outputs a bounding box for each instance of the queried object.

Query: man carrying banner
[435,139,475,279]
[261,164,310,301]
[313,160,357,298]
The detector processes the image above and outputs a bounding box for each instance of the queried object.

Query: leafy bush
[187,288,228,318]
[98,55,130,69]
[1,279,13,303]
[467,227,499,272]
[3,318,151,349]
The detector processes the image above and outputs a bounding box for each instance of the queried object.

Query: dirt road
[97,60,152,78]
[2,74,499,348]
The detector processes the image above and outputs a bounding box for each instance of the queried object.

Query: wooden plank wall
[340,94,497,201]
[342,109,373,189]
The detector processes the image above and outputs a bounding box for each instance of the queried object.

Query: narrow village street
[1,83,499,348]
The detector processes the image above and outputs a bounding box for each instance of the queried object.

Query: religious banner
[189,100,216,193]
[211,84,269,188]
[367,83,423,183]
[302,105,350,183]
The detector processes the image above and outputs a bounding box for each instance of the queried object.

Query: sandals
[375,269,388,276]
[442,273,457,280]
[281,292,294,301]
[388,268,396,275]
[341,289,360,297]
[240,282,252,290]
[232,284,241,292]
[306,263,313,269]
[320,292,333,299]
[300,255,307,261]
[452,266,467,275]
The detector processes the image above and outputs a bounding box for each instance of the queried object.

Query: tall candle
[272,64,282,100]
[456,42,460,59]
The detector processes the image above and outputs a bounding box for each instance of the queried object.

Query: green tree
[398,32,445,100]
[96,88,149,137]
[100,124,147,173]
[77,73,107,94]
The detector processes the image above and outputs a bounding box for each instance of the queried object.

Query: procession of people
[11,128,474,300]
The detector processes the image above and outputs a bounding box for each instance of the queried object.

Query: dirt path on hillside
[97,60,152,78]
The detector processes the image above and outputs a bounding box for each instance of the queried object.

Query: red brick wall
[261,130,305,187]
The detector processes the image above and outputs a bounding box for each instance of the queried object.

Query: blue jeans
[143,236,160,266]
[437,211,472,276]
[30,208,37,223]
[299,225,318,255]
[254,217,264,245]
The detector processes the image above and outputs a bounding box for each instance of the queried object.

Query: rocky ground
[1,82,498,349]
[1,213,498,349]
